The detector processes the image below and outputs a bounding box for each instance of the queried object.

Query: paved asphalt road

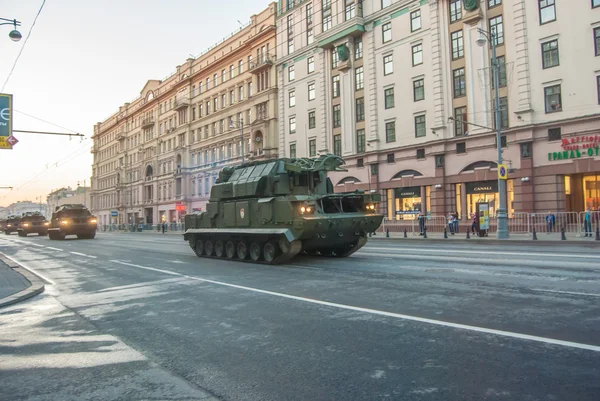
[0,232,599,401]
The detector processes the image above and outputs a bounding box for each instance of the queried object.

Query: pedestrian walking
[452,212,459,234]
[162,221,166,234]
[447,213,455,235]
[418,212,426,236]
[546,211,556,234]
[470,212,478,235]
[583,207,592,237]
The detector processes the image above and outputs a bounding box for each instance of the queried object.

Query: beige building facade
[276,0,600,220]
[46,186,91,215]
[91,3,278,227]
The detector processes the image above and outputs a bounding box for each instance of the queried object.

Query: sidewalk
[0,255,45,308]
[370,230,600,244]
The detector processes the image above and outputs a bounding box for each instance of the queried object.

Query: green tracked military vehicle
[3,215,21,235]
[48,204,97,240]
[17,212,49,237]
[183,154,384,264]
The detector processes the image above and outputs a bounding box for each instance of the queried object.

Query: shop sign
[549,135,600,161]
[394,186,421,198]
[466,180,498,194]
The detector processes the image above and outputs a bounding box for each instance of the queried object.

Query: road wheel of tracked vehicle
[194,240,204,256]
[18,231,26,237]
[215,241,225,257]
[205,240,214,256]
[237,242,248,260]
[263,242,277,263]
[278,237,291,253]
[88,231,96,239]
[77,234,86,239]
[225,241,236,259]
[249,242,261,262]
[39,232,48,236]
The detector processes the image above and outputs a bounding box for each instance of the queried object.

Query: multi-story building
[46,186,91,215]
[276,0,600,220]
[1,201,47,217]
[92,4,278,227]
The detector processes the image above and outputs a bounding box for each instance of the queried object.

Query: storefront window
[583,175,600,210]
[425,186,431,214]
[465,180,514,218]
[564,176,571,195]
[455,183,462,219]
[394,186,421,220]
[387,189,394,220]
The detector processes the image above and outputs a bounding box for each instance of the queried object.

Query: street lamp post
[229,119,245,166]
[0,17,22,42]
[476,27,509,239]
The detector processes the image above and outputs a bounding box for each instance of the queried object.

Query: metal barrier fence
[378,216,448,236]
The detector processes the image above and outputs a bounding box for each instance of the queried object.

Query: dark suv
[18,213,49,237]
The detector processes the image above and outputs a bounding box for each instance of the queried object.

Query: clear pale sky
[0,0,268,207]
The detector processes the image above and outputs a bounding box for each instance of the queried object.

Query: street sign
[0,136,12,150]
[0,94,13,138]
[111,211,118,216]
[6,135,18,146]
[498,164,508,180]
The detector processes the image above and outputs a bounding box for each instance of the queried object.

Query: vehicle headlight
[44,222,49,226]
[60,220,69,225]
[23,223,29,227]
[7,224,11,227]
[300,205,314,214]
[90,219,97,224]
[300,206,306,213]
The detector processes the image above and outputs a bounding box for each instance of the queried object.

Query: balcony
[173,98,189,110]
[141,117,155,129]
[90,145,97,154]
[249,55,275,74]
[116,132,125,141]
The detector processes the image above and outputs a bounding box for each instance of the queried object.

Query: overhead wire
[1,0,47,92]
[14,109,79,134]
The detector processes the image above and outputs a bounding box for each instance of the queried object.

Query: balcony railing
[141,117,155,128]
[173,98,189,110]
[249,55,275,73]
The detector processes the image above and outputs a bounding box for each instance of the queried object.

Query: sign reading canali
[548,135,600,161]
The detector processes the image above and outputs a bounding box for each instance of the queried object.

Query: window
[289,90,296,107]
[333,134,342,156]
[382,22,392,43]
[545,84,562,113]
[230,65,235,79]
[595,28,600,56]
[289,116,296,133]
[416,148,425,159]
[357,129,365,153]
[489,0,502,8]
[495,135,507,148]
[308,83,316,101]
[213,97,218,111]
[238,60,243,74]
[309,139,316,156]
[333,75,341,97]
[539,0,556,24]
[308,56,315,73]
[307,28,314,45]
[289,143,296,158]
[435,155,445,168]
[384,87,395,109]
[451,30,464,60]
[453,68,466,98]
[288,65,295,81]
[370,164,378,176]
[221,93,226,108]
[454,107,467,136]
[411,10,421,32]
[221,69,226,84]
[356,98,365,122]
[412,44,423,66]
[385,121,396,143]
[594,0,600,8]
[497,97,509,129]
[322,4,332,31]
[239,86,244,101]
[355,67,364,90]
[415,115,426,137]
[333,105,341,128]
[213,73,218,87]
[520,142,532,158]
[450,0,462,23]
[541,40,559,68]
[413,78,425,101]
[307,3,313,24]
[382,0,392,8]
[345,0,356,20]
[387,153,395,163]
[493,56,507,88]
[248,82,253,97]
[548,127,561,141]
[383,54,393,75]
[357,158,364,167]
[456,142,466,154]
[230,90,235,104]
[198,81,203,94]
[199,103,203,117]
[489,16,504,46]
[355,38,363,59]
[332,50,340,69]
[597,76,600,104]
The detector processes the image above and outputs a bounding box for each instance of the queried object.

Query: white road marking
[532,289,600,298]
[110,260,600,353]
[69,252,97,259]
[170,260,185,264]
[27,243,45,247]
[364,246,597,260]
[46,247,63,251]
[0,253,56,285]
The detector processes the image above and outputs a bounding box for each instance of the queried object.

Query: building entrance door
[583,174,600,210]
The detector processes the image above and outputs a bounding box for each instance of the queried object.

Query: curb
[369,236,600,247]
[0,253,45,309]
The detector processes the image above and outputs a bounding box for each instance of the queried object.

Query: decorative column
[429,0,446,131]
[317,48,330,153]
[277,64,286,157]
[364,24,379,146]
[512,0,533,114]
